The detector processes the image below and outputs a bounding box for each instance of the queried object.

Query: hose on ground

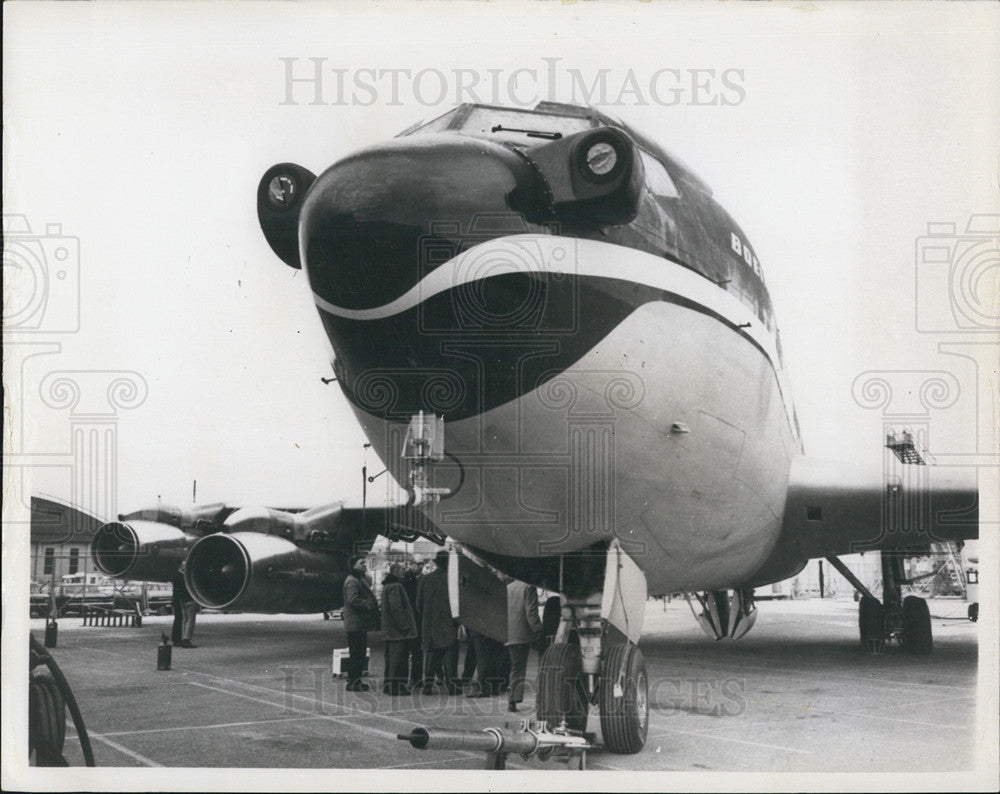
[29,633,96,766]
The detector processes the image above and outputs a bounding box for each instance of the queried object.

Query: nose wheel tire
[901,596,933,655]
[537,641,589,734]
[858,595,885,655]
[599,642,648,755]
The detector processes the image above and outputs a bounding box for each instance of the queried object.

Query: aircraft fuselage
[267,102,803,596]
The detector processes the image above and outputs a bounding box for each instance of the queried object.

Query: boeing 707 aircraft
[92,101,978,755]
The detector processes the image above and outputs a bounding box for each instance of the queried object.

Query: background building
[30,494,103,586]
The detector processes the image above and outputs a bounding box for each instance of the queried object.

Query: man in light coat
[341,555,379,692]
[505,578,543,712]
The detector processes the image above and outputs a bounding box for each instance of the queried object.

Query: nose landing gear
[537,641,589,734]
[536,540,650,755]
[599,640,649,755]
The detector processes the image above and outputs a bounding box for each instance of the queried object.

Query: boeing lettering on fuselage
[90,101,978,758]
[730,232,762,280]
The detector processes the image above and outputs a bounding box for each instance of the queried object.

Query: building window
[69,548,80,575]
[44,548,55,575]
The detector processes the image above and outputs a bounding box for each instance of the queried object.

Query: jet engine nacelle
[184,531,349,613]
[686,588,758,641]
[91,520,198,582]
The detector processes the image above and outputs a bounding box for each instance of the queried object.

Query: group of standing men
[340,549,549,712]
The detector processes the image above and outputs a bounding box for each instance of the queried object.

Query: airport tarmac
[28,597,978,774]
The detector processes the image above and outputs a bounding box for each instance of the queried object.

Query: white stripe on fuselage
[313,234,780,363]
[314,234,797,433]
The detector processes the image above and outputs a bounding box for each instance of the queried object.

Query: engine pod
[185,531,347,613]
[91,521,197,581]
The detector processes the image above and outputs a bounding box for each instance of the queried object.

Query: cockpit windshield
[402,104,596,145]
[457,107,594,144]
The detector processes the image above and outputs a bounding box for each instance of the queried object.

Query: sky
[3,1,998,788]
[6,1,998,516]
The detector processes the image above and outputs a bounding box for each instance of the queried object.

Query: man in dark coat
[402,561,423,688]
[381,563,417,695]
[341,555,379,692]
[416,550,459,695]
[171,562,198,648]
[506,578,543,712]
[458,626,477,684]
[465,631,507,698]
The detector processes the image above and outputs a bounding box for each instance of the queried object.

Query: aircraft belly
[350,298,794,593]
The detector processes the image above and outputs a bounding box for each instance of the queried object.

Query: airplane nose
[301,135,548,314]
[299,135,580,421]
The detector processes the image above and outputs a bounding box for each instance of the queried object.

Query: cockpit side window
[639,149,679,199]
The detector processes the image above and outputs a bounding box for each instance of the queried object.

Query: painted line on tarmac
[98,715,328,737]
[738,688,973,731]
[77,644,426,732]
[356,700,525,718]
[65,729,163,766]
[646,656,974,692]
[186,681,400,740]
[182,682,515,771]
[584,759,629,771]
[848,692,975,713]
[381,754,478,769]
[192,672,441,733]
[738,696,971,732]
[77,643,539,735]
[185,678,576,771]
[648,724,814,755]
[839,710,966,730]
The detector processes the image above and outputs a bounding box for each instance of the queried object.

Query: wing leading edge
[748,455,979,587]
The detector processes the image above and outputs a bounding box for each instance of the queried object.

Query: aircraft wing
[89,496,445,613]
[31,494,106,544]
[749,455,979,585]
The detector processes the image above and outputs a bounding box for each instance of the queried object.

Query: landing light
[267,174,297,210]
[571,129,630,187]
[585,142,617,176]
